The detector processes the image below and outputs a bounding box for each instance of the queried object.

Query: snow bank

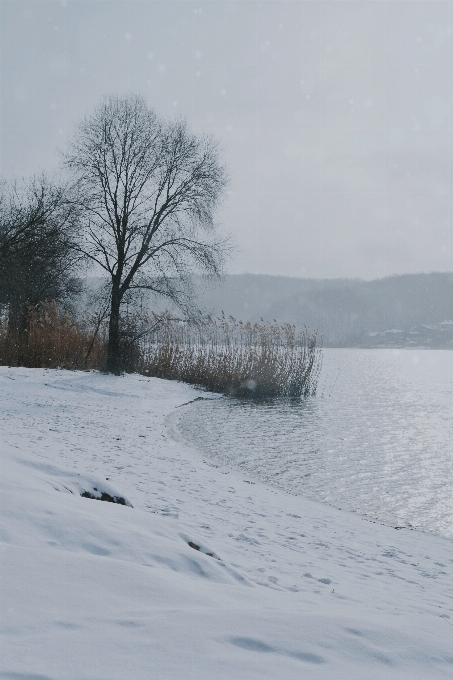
[1,367,452,679]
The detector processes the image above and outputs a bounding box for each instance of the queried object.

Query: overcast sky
[1,0,452,279]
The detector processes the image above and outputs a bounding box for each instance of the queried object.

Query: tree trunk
[106,288,121,374]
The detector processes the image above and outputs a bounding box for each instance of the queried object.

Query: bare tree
[0,176,81,333]
[65,94,230,374]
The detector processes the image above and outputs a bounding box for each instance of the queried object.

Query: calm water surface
[178,349,453,540]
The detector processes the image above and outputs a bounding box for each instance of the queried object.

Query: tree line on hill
[196,272,453,347]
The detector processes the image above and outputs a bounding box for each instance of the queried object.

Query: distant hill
[196,272,453,347]
[81,272,453,348]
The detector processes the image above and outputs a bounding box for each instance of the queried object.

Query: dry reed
[0,304,322,398]
[140,314,322,398]
[0,301,107,370]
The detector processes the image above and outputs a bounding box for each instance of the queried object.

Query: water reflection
[178,349,453,540]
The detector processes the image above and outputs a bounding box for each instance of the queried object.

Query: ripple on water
[178,349,453,540]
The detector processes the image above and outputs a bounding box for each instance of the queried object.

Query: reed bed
[0,304,322,398]
[0,301,107,370]
[141,315,322,398]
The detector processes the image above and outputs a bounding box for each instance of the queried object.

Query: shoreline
[1,367,452,679]
[171,347,453,543]
[167,398,451,542]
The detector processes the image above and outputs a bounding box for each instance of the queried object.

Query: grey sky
[1,0,452,279]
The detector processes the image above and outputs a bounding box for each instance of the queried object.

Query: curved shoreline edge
[170,397,453,542]
[1,367,452,679]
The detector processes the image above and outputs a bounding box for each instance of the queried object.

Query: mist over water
[178,349,453,540]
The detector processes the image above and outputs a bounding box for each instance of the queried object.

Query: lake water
[177,349,453,540]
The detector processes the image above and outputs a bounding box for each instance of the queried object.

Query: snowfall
[1,368,452,680]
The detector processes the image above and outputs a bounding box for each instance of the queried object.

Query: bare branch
[64,95,230,373]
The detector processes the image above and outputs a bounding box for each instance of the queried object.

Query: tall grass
[0,304,322,398]
[141,314,322,398]
[0,301,107,369]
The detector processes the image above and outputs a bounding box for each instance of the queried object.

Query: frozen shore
[1,367,452,679]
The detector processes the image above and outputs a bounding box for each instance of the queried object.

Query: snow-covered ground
[1,368,452,679]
